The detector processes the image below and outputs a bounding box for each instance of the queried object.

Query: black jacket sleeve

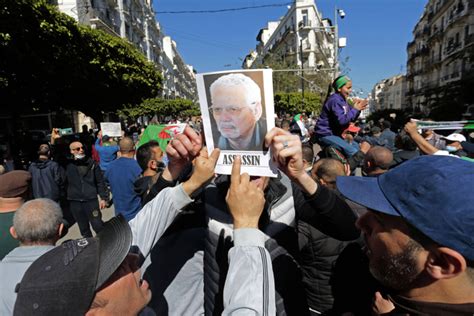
[293,183,360,241]
[143,173,177,206]
[93,163,109,201]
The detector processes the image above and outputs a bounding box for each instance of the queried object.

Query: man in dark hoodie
[28,144,64,202]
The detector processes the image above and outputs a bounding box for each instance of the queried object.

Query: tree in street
[118,98,200,120]
[0,0,162,121]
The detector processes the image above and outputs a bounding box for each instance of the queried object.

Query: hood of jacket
[134,176,152,196]
[30,159,52,169]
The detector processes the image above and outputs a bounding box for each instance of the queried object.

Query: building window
[302,9,308,27]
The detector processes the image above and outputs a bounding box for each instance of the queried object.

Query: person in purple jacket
[314,75,368,157]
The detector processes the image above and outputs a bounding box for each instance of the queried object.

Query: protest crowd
[1,75,474,316]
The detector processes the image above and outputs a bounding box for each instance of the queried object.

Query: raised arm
[404,121,438,155]
[223,156,276,315]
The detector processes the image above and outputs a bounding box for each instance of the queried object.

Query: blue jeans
[317,135,359,157]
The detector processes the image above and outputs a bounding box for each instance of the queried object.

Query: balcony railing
[444,42,462,56]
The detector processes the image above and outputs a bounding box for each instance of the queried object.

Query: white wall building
[162,36,197,101]
[55,0,197,126]
[243,0,335,73]
[370,75,407,111]
[370,80,386,112]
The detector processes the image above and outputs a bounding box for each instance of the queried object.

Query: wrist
[182,176,203,196]
[166,162,186,181]
[233,218,259,229]
[295,172,318,195]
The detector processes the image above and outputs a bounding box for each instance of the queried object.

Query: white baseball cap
[443,133,466,143]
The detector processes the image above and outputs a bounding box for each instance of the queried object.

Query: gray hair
[210,73,261,110]
[13,198,63,243]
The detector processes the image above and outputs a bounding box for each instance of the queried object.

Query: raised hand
[166,126,203,179]
[353,98,368,111]
[404,121,418,135]
[182,148,220,196]
[264,127,305,180]
[264,127,318,195]
[226,156,265,229]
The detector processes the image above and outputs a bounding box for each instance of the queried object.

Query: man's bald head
[311,158,346,189]
[119,137,135,153]
[363,146,393,176]
[12,198,63,245]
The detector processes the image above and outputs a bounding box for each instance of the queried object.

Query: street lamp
[333,7,346,79]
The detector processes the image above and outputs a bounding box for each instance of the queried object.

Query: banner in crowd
[138,124,186,151]
[196,69,277,177]
[100,122,122,137]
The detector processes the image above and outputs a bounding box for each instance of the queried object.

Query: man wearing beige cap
[0,170,31,259]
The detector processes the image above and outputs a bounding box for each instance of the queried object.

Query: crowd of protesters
[1,76,474,315]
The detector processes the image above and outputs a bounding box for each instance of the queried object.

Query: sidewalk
[58,205,115,243]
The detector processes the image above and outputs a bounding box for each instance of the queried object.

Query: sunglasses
[72,147,84,151]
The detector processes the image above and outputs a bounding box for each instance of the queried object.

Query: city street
[58,204,115,243]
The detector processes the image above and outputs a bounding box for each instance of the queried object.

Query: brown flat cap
[0,170,32,198]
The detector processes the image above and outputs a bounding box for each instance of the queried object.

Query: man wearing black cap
[14,153,276,315]
[13,215,152,315]
[266,127,474,314]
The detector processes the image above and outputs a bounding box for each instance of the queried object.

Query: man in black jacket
[28,144,64,202]
[65,141,108,237]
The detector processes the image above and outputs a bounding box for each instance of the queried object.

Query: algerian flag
[138,124,186,151]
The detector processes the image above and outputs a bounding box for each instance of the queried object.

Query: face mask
[162,154,169,167]
[74,153,86,160]
[446,146,457,152]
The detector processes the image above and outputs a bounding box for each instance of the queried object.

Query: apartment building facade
[242,0,335,78]
[405,0,473,117]
[371,75,407,112]
[56,0,196,101]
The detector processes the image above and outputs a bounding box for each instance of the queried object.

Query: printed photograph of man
[209,73,266,151]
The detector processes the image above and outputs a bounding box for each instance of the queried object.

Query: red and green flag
[138,124,185,151]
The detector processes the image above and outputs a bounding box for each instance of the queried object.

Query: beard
[369,239,423,290]
[218,123,239,139]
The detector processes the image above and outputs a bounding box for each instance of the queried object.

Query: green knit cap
[333,76,351,90]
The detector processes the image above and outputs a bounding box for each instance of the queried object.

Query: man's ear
[344,163,351,176]
[425,247,466,280]
[253,102,263,121]
[58,223,65,238]
[147,159,156,171]
[10,226,18,240]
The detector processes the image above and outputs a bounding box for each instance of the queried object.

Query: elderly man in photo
[210,73,266,151]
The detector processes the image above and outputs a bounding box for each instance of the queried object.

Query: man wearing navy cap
[336,155,474,314]
[264,127,474,314]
